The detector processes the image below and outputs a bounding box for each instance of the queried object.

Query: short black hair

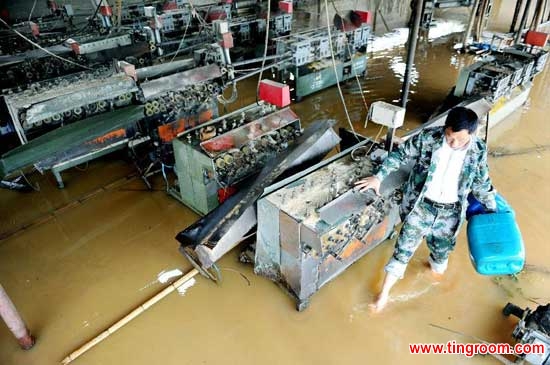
[444,106,479,134]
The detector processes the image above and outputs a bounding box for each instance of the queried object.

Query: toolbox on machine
[467,211,525,276]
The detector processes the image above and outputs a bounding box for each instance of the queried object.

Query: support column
[462,0,481,49]
[532,0,546,30]
[387,0,422,152]
[510,0,524,32]
[0,284,35,350]
[514,0,533,43]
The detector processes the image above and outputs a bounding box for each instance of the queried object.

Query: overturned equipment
[0,62,224,188]
[175,120,341,280]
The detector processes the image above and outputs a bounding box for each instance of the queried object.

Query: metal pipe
[399,0,422,108]
[135,59,195,80]
[462,0,481,48]
[510,0,524,32]
[475,0,490,42]
[231,53,290,67]
[0,284,35,350]
[231,59,291,83]
[391,0,422,152]
[515,0,533,43]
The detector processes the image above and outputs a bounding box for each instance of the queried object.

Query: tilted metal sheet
[195,206,257,268]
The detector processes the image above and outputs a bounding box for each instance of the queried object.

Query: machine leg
[296,298,310,312]
[53,170,65,189]
[0,285,35,350]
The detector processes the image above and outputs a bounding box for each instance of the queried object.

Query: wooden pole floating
[61,269,199,365]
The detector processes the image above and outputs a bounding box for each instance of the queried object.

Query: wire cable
[28,0,38,21]
[217,82,238,105]
[329,0,370,120]
[169,16,191,63]
[0,18,92,70]
[19,169,40,192]
[323,0,360,141]
[256,0,272,104]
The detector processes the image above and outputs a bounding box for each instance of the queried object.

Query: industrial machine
[272,23,370,100]
[503,45,549,77]
[1,66,138,145]
[454,45,547,102]
[454,60,514,102]
[251,102,407,310]
[0,31,153,91]
[170,102,304,215]
[503,302,550,365]
[175,119,341,281]
[419,0,482,30]
[116,0,292,60]
[0,58,225,188]
[0,1,76,55]
[254,136,407,310]
[0,0,292,90]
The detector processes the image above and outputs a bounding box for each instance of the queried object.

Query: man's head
[444,107,479,149]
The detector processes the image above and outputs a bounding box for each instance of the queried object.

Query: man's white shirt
[424,139,470,204]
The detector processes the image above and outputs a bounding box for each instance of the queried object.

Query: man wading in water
[355,106,496,312]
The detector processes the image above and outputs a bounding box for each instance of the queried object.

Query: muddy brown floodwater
[1,8,549,365]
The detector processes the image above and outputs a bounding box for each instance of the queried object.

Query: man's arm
[471,150,497,211]
[374,132,423,181]
[354,131,423,194]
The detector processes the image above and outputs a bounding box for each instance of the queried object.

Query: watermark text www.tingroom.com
[409,341,545,357]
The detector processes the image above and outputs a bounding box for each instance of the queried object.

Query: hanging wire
[169,15,192,63]
[329,0,370,120]
[323,0,361,141]
[28,0,38,21]
[19,169,40,192]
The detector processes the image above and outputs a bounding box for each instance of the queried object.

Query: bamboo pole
[61,269,199,365]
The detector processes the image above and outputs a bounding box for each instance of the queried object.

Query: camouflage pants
[385,199,460,278]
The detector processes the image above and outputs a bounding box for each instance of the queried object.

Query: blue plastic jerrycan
[466,193,525,275]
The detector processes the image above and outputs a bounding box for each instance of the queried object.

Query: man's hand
[354,176,381,195]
